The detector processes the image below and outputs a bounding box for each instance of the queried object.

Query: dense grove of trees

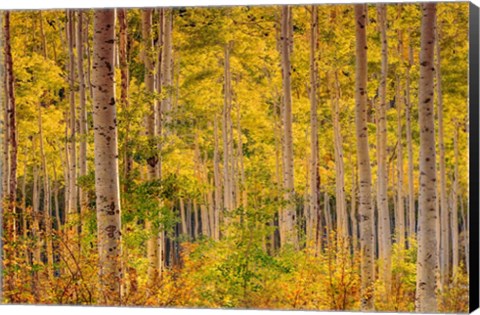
[0,3,469,312]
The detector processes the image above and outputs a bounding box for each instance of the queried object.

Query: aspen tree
[451,122,459,275]
[415,3,438,312]
[77,10,89,230]
[213,117,221,240]
[354,4,375,310]
[223,42,234,215]
[67,10,78,231]
[396,22,406,250]
[142,8,160,285]
[435,26,450,288]
[92,9,123,305]
[376,3,392,295]
[37,102,54,282]
[280,5,297,248]
[308,5,319,247]
[406,45,416,242]
[4,12,17,300]
[0,11,4,301]
[332,71,348,241]
[117,9,131,179]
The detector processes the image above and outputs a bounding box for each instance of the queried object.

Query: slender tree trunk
[350,160,358,254]
[207,182,215,238]
[52,160,62,231]
[376,4,392,297]
[85,14,94,101]
[77,10,89,232]
[67,9,78,236]
[332,71,348,241]
[280,5,297,248]
[92,9,123,305]
[179,197,187,235]
[63,110,70,219]
[38,103,54,282]
[155,8,164,181]
[2,30,8,203]
[236,100,247,210]
[161,9,173,128]
[396,73,406,250]
[323,192,332,241]
[415,4,438,312]
[21,157,29,267]
[461,195,468,275]
[193,199,199,239]
[0,11,5,302]
[213,118,221,240]
[451,124,459,275]
[223,42,234,216]
[118,9,132,181]
[4,12,18,300]
[406,45,416,243]
[142,8,160,286]
[39,12,48,59]
[354,5,375,310]
[435,26,450,288]
[32,149,41,301]
[308,5,319,247]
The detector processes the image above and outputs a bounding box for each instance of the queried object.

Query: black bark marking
[106,225,117,238]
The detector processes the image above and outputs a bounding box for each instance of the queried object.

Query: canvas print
[0,1,475,313]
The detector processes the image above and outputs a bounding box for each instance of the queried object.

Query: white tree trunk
[451,124,459,275]
[77,11,88,227]
[435,26,450,288]
[308,5,319,247]
[376,4,392,296]
[354,5,375,310]
[92,9,123,305]
[406,45,416,244]
[67,10,78,232]
[415,3,438,312]
[280,5,297,248]
[332,71,348,240]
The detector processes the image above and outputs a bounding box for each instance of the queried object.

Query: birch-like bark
[461,195,468,275]
[451,124,459,275]
[0,11,4,302]
[435,26,450,288]
[376,4,392,296]
[355,5,375,310]
[280,5,297,248]
[67,10,78,232]
[92,9,123,305]
[308,5,319,247]
[396,23,406,250]
[332,71,348,241]
[162,9,173,127]
[396,75,406,248]
[223,43,234,215]
[118,9,132,180]
[38,102,54,282]
[350,160,358,253]
[213,117,221,239]
[415,4,438,312]
[4,12,18,299]
[406,45,416,243]
[77,10,89,230]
